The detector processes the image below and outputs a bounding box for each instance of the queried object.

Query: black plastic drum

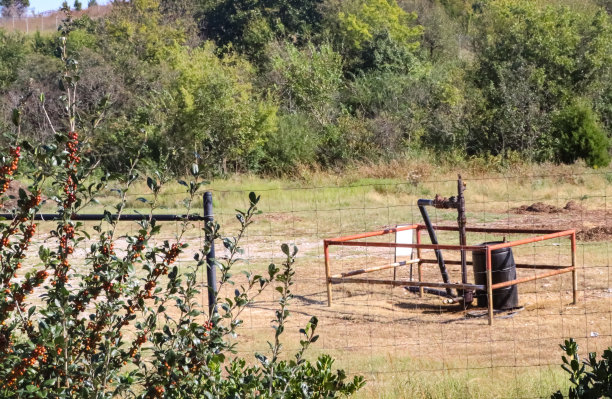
[472,242,519,309]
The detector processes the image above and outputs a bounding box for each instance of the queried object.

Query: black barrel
[472,242,519,309]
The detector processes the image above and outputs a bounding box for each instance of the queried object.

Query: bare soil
[495,201,612,241]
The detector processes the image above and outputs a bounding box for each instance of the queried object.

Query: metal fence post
[486,247,494,325]
[204,191,217,315]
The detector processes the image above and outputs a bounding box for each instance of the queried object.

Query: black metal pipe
[203,192,217,315]
[417,199,434,207]
[457,175,472,305]
[406,286,453,298]
[0,213,204,221]
[417,200,454,297]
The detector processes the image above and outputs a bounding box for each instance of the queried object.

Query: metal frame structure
[324,225,577,325]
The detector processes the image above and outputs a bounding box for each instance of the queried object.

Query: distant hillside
[0,5,110,33]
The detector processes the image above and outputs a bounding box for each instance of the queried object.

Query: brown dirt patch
[563,200,583,212]
[258,212,303,223]
[576,226,612,242]
[512,201,564,214]
[512,200,584,214]
[481,200,611,242]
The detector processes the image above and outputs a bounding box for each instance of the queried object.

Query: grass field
[16,161,612,398]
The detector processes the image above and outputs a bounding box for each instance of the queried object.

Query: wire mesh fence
[197,171,610,398]
[17,170,611,398]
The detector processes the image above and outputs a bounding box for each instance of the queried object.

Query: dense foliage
[0,0,611,174]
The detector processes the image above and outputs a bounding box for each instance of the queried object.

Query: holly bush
[0,14,364,399]
[551,338,612,398]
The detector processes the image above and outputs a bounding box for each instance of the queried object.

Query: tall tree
[469,0,612,161]
[0,0,30,17]
[74,0,82,11]
[200,0,325,62]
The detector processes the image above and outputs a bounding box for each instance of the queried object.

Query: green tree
[0,0,30,17]
[199,0,324,62]
[336,0,421,50]
[403,0,464,61]
[469,0,612,160]
[74,0,82,11]
[268,42,343,124]
[159,0,196,23]
[104,0,190,61]
[167,43,278,174]
[325,0,422,72]
[87,0,97,6]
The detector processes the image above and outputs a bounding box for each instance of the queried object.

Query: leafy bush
[343,63,467,154]
[0,30,28,90]
[318,113,376,166]
[552,101,611,168]
[355,30,420,73]
[261,113,321,175]
[551,338,612,398]
[0,137,365,397]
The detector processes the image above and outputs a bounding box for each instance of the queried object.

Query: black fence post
[204,191,217,315]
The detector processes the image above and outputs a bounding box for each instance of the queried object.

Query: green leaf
[147,177,156,192]
[249,191,259,205]
[12,108,21,126]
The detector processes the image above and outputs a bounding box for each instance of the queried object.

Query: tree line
[0,0,611,175]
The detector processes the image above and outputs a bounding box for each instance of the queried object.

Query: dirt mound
[577,227,612,242]
[513,202,563,214]
[563,200,583,211]
[513,201,583,214]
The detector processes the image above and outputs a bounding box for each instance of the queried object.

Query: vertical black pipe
[204,192,217,315]
[417,200,454,297]
[457,175,472,305]
[457,176,467,285]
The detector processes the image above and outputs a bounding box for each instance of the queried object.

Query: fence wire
[24,171,609,398]
[195,172,609,398]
